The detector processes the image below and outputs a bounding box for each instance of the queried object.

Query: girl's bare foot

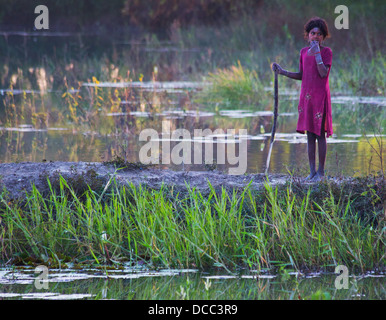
[311,172,325,182]
[305,172,316,180]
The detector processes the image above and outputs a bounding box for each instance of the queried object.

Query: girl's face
[308,27,324,45]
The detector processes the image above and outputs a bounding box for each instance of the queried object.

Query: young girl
[272,17,333,181]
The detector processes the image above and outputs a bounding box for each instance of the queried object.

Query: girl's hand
[271,63,283,74]
[307,40,320,56]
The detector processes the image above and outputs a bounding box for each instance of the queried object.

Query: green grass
[330,51,385,96]
[0,176,384,273]
[196,61,267,109]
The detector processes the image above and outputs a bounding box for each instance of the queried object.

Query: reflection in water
[0,104,385,176]
[1,81,385,176]
[0,267,384,300]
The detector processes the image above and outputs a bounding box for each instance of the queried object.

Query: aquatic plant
[0,176,384,273]
[197,61,267,108]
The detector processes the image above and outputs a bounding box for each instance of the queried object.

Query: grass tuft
[0,175,384,273]
[197,61,267,109]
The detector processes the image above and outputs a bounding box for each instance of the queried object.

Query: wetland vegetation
[0,173,384,274]
[0,1,385,299]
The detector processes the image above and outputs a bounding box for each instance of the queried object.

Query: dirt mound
[0,161,290,199]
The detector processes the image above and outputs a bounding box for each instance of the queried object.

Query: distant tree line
[121,0,264,29]
[0,0,263,31]
[0,0,384,53]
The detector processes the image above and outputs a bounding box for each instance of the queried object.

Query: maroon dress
[296,46,333,137]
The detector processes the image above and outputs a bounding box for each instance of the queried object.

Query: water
[1,30,385,176]
[0,267,384,300]
[0,85,385,176]
[1,26,385,303]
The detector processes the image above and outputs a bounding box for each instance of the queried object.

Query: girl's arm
[309,42,329,78]
[271,63,302,80]
[315,53,329,78]
[281,69,302,80]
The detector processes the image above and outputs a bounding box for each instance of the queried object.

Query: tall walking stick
[265,69,278,175]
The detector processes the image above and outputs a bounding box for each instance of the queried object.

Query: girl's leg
[306,131,317,180]
[313,118,327,181]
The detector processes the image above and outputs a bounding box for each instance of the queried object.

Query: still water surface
[1,83,385,176]
[0,267,384,300]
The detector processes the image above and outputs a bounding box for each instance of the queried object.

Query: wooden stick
[265,70,278,175]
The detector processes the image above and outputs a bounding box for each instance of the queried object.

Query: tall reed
[0,176,384,273]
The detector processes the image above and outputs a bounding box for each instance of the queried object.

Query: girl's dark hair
[304,17,330,39]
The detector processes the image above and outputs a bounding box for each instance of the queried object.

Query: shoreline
[0,161,384,272]
[0,161,288,200]
[0,161,375,200]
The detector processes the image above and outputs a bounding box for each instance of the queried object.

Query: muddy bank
[0,162,384,215]
[0,161,281,199]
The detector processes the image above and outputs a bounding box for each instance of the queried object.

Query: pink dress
[296,46,333,137]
